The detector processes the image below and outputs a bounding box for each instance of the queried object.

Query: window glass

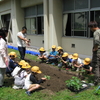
[25,6,36,17]
[91,0,100,8]
[31,18,36,34]
[73,12,87,36]
[75,0,88,9]
[37,4,43,15]
[63,0,74,11]
[26,19,31,34]
[95,11,100,28]
[25,4,43,35]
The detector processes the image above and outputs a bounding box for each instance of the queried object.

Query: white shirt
[11,66,21,77]
[73,58,82,65]
[24,73,32,89]
[0,38,8,68]
[14,70,28,79]
[17,32,26,47]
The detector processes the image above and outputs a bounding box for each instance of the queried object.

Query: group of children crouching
[38,45,92,74]
[7,45,92,96]
[6,52,46,96]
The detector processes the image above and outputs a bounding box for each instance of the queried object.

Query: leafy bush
[65,77,82,91]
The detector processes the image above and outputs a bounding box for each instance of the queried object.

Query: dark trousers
[18,47,26,60]
[91,50,100,83]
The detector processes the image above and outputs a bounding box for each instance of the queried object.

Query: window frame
[24,4,44,35]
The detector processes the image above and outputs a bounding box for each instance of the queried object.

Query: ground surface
[26,59,73,92]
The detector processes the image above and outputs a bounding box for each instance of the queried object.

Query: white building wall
[11,0,24,44]
[48,0,62,49]
[62,37,93,57]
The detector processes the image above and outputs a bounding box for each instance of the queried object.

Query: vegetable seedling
[44,75,51,80]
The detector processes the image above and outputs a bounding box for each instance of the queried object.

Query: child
[46,45,58,65]
[58,52,70,70]
[11,60,26,77]
[83,58,92,74]
[57,46,63,57]
[57,46,63,61]
[71,53,83,71]
[6,52,18,77]
[25,66,46,96]
[13,62,31,89]
[38,47,49,63]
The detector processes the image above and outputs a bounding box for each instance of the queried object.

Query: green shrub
[65,77,82,91]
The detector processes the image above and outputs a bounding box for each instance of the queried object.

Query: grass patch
[2,48,100,100]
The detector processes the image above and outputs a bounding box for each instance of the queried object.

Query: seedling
[65,77,82,91]
[44,75,51,80]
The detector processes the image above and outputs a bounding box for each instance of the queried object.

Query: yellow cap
[72,53,78,59]
[83,58,91,65]
[57,46,63,51]
[9,52,17,58]
[52,45,56,49]
[62,52,68,57]
[31,66,42,73]
[19,60,26,65]
[21,62,31,69]
[39,47,45,52]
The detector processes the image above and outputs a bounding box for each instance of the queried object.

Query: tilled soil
[26,59,74,92]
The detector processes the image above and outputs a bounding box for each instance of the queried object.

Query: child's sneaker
[13,85,20,89]
[25,91,31,96]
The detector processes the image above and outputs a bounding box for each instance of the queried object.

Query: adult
[88,21,100,85]
[0,29,9,87]
[17,26,30,60]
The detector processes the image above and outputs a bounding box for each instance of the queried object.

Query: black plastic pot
[67,82,90,93]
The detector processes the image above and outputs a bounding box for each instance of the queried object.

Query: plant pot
[67,82,90,93]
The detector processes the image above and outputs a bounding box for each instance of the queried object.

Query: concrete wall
[0,0,11,12]
[11,0,24,44]
[48,0,62,49]
[27,35,44,47]
[62,37,93,57]
[21,0,43,8]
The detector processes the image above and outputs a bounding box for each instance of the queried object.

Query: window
[91,0,100,8]
[73,12,87,37]
[1,14,10,29]
[63,0,88,12]
[25,4,44,35]
[63,0,100,38]
[64,12,88,37]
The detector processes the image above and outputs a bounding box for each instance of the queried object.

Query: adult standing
[17,26,29,60]
[88,21,100,85]
[0,29,9,87]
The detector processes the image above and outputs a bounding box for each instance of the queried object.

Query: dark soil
[4,58,76,92]
[25,59,74,92]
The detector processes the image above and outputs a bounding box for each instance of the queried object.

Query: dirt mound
[27,60,73,92]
